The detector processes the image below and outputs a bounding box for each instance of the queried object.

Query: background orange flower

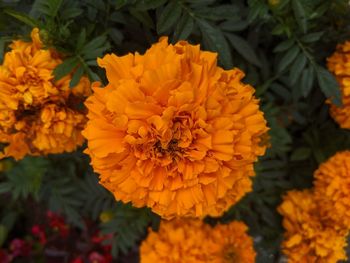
[140,218,255,263]
[0,28,90,160]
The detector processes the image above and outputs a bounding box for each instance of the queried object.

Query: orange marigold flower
[83,37,268,218]
[140,219,255,263]
[314,151,350,229]
[0,28,90,160]
[327,41,350,129]
[278,190,348,263]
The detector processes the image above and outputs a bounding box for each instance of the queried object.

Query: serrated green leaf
[277,46,299,72]
[53,57,79,81]
[174,13,194,41]
[301,32,324,43]
[4,9,39,27]
[135,0,167,10]
[220,20,249,32]
[197,19,232,69]
[76,29,86,52]
[290,54,307,85]
[301,66,314,97]
[60,7,82,20]
[226,33,262,67]
[292,0,307,33]
[273,39,295,53]
[82,35,107,55]
[70,66,84,88]
[291,147,311,161]
[157,1,182,34]
[316,66,342,106]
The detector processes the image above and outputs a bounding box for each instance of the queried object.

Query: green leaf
[32,0,63,17]
[226,33,262,67]
[157,1,182,34]
[220,20,249,32]
[292,0,307,33]
[135,0,167,10]
[290,54,307,85]
[273,39,295,53]
[60,7,83,20]
[197,19,233,69]
[108,28,124,45]
[316,66,342,106]
[301,32,324,43]
[277,45,299,72]
[81,35,107,55]
[290,147,311,161]
[53,57,79,81]
[301,66,314,97]
[4,9,39,27]
[69,66,84,88]
[0,182,12,194]
[0,225,7,247]
[76,29,86,52]
[174,13,194,41]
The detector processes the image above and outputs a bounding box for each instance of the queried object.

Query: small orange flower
[0,28,90,160]
[314,151,350,229]
[278,190,348,263]
[140,219,255,263]
[327,41,350,128]
[83,37,268,218]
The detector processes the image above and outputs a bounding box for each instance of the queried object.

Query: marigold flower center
[223,246,239,263]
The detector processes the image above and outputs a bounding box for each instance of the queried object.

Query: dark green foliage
[1,0,350,262]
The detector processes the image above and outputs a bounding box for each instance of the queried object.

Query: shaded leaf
[226,33,262,67]
[53,57,79,81]
[157,1,182,34]
[278,45,299,72]
[197,19,232,68]
[174,13,194,41]
[290,54,307,85]
[316,66,342,106]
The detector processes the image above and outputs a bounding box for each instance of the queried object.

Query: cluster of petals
[327,41,350,128]
[278,189,348,263]
[0,28,90,160]
[83,37,268,218]
[313,151,350,229]
[140,218,255,263]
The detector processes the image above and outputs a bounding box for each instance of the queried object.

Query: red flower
[88,251,112,263]
[10,238,31,257]
[31,225,47,245]
[71,256,84,263]
[47,211,70,237]
[0,249,12,263]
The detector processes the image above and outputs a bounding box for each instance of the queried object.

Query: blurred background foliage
[1,0,350,262]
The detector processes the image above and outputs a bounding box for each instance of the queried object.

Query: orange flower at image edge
[140,219,256,263]
[0,28,91,160]
[278,190,348,263]
[313,151,350,229]
[327,41,350,129]
[83,37,268,218]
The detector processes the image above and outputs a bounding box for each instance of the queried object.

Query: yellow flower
[140,219,255,263]
[278,190,348,263]
[314,151,350,229]
[0,28,90,160]
[83,37,268,219]
[327,41,350,129]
